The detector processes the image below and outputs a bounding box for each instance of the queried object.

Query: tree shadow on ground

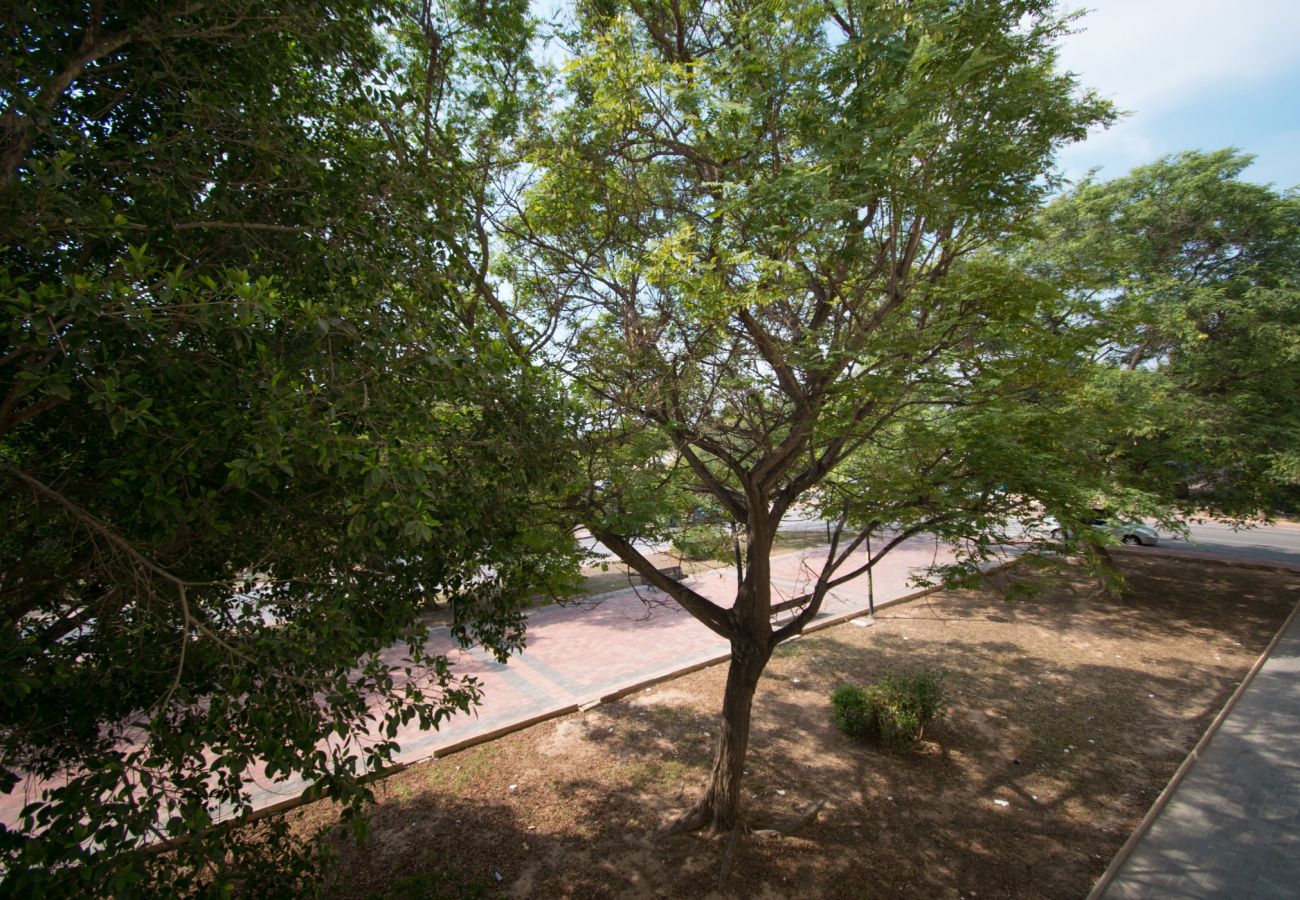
[317,556,1298,899]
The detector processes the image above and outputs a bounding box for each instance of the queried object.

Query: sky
[1052,0,1300,190]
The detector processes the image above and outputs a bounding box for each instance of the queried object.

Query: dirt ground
[299,554,1299,899]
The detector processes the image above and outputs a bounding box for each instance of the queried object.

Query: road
[580,517,1300,568]
[1158,519,1300,567]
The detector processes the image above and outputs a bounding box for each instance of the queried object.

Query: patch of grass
[642,705,698,729]
[569,555,730,600]
[773,639,806,659]
[624,758,694,790]
[771,529,831,553]
[364,861,496,900]
[426,746,500,793]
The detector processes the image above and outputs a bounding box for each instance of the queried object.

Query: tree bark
[669,634,771,834]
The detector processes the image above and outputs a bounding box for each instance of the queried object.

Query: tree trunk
[1092,543,1128,601]
[669,635,770,834]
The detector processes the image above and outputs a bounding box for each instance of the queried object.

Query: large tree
[500,0,1112,833]
[1023,149,1300,517]
[0,0,575,893]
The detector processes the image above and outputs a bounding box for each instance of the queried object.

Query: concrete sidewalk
[1092,597,1300,899]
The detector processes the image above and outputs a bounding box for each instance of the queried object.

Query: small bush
[671,524,733,561]
[831,671,947,750]
[830,684,874,738]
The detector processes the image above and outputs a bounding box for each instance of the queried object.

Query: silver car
[1051,517,1159,546]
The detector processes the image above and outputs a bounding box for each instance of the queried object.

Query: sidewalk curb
[1085,594,1300,900]
[431,703,582,759]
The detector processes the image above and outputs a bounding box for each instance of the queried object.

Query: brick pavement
[1093,599,1300,899]
[239,532,960,810]
[0,533,973,822]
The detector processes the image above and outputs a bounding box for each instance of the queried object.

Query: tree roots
[665,798,827,891]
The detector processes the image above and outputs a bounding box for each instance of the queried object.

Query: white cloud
[1055,123,1158,179]
[1050,1,1300,185]
[1056,0,1300,114]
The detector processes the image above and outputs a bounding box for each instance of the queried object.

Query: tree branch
[2,2,207,185]
[589,526,734,638]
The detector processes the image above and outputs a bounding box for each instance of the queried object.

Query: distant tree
[1026,150,1300,516]
[500,0,1112,834]
[0,0,575,893]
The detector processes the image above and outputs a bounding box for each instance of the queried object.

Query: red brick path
[240,533,961,810]
[2,534,967,821]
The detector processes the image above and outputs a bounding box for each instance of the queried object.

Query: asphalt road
[1158,519,1300,567]
[580,517,1300,568]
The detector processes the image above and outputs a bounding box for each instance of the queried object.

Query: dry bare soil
[305,554,1300,899]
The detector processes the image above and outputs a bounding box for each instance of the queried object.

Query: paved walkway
[241,533,962,811]
[0,532,964,825]
[1094,598,1300,899]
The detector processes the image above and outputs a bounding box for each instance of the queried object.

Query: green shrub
[831,671,947,750]
[670,524,734,561]
[830,684,874,738]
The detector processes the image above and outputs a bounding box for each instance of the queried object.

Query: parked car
[1050,517,1159,546]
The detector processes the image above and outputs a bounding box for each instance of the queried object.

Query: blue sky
[1053,0,1300,190]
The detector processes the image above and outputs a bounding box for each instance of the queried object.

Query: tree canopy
[1025,149,1300,517]
[500,0,1114,833]
[5,0,1294,889]
[0,0,576,893]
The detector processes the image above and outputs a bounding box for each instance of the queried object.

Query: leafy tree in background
[0,0,575,893]
[501,0,1112,833]
[1026,150,1300,517]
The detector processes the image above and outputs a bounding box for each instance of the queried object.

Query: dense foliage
[501,0,1114,832]
[1024,150,1300,516]
[0,0,575,893]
